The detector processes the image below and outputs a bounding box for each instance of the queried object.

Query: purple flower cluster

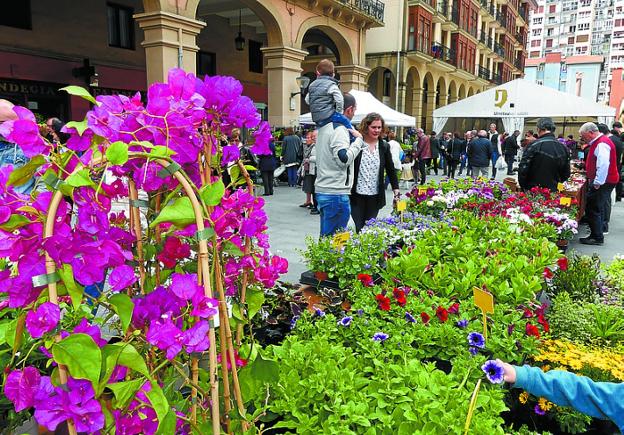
[5,368,104,433]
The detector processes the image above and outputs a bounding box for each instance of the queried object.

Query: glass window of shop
[107,3,135,49]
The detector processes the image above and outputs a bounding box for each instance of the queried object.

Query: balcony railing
[514,57,524,70]
[519,7,527,21]
[479,29,488,45]
[489,4,498,21]
[431,42,456,66]
[515,32,525,45]
[478,65,491,80]
[419,0,435,8]
[437,0,448,16]
[492,72,503,84]
[351,0,385,22]
[480,0,488,9]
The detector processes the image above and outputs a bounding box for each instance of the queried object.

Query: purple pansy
[26,302,60,338]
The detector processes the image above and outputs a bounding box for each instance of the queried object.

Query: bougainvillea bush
[0,69,287,433]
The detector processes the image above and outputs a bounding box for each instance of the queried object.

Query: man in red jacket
[579,122,620,245]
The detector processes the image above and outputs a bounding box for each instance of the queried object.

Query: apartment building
[366,0,535,131]
[527,0,623,103]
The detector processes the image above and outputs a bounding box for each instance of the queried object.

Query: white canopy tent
[299,89,416,127]
[433,79,616,135]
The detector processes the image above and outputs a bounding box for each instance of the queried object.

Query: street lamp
[235,9,245,51]
[289,75,310,111]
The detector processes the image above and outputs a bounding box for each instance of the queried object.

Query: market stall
[433,79,616,134]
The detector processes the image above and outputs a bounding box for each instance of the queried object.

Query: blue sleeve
[337,149,348,163]
[514,365,624,431]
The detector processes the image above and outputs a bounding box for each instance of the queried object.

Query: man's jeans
[0,141,35,195]
[472,166,489,179]
[315,193,350,237]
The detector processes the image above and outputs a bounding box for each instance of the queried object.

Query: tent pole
[563,117,567,136]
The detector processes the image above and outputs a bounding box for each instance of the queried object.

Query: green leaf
[0,322,7,345]
[199,180,225,206]
[151,146,177,158]
[52,333,102,389]
[246,287,265,320]
[108,293,134,333]
[101,343,150,383]
[223,241,243,257]
[8,155,46,187]
[150,196,196,228]
[106,141,129,166]
[57,264,84,309]
[108,379,144,409]
[64,119,89,136]
[238,355,279,400]
[0,214,30,232]
[155,410,178,435]
[146,381,170,430]
[65,169,95,187]
[60,85,97,105]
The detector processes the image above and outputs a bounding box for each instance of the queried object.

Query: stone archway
[295,18,356,66]
[422,72,436,131]
[448,80,458,104]
[436,75,448,108]
[458,83,467,100]
[367,67,396,108]
[405,66,423,127]
[467,87,475,97]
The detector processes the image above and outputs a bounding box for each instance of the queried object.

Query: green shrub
[550,253,601,302]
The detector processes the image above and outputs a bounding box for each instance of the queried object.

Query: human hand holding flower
[495,359,517,383]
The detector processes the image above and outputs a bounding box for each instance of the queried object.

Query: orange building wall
[610,68,624,117]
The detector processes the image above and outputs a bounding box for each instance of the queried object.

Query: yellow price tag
[396,200,407,212]
[331,231,350,249]
[418,187,427,196]
[473,287,494,341]
[559,197,572,207]
[557,183,565,192]
[473,287,494,314]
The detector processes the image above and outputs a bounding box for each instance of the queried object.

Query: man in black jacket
[611,121,624,201]
[503,130,520,175]
[518,118,570,192]
[468,130,493,178]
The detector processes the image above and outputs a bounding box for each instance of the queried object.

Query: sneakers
[310,208,320,215]
[299,203,312,208]
[603,223,609,235]
[579,237,604,246]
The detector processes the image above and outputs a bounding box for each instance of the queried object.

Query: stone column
[135,11,205,84]
[261,46,308,128]
[438,87,449,108]
[425,90,437,131]
[335,65,371,91]
[411,88,424,124]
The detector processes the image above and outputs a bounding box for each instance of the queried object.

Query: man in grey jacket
[315,93,362,236]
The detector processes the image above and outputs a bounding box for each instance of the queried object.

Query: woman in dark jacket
[281,127,302,187]
[446,132,466,179]
[259,139,278,195]
[350,113,400,232]
[429,131,440,175]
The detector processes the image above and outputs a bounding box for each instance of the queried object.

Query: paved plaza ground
[262,171,624,284]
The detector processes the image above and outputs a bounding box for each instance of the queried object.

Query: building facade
[366,0,535,131]
[524,53,604,101]
[527,0,624,103]
[0,0,384,127]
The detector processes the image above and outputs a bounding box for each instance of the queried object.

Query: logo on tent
[494,90,507,108]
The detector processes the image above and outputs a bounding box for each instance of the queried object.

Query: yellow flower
[519,391,529,404]
[538,397,553,411]
[542,365,551,372]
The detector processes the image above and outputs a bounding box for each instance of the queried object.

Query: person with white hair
[578,121,620,245]
[0,99,36,194]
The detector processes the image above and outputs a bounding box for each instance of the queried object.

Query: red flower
[523,309,533,318]
[435,306,449,322]
[393,288,407,307]
[543,268,554,280]
[358,273,374,287]
[420,312,430,324]
[448,302,460,314]
[157,237,191,269]
[525,323,540,338]
[375,294,391,311]
[537,313,550,333]
[557,257,568,271]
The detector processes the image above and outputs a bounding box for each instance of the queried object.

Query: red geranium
[435,306,449,322]
[420,312,430,324]
[375,294,391,311]
[526,323,541,338]
[543,268,554,280]
[393,288,407,307]
[557,257,568,271]
[358,273,374,287]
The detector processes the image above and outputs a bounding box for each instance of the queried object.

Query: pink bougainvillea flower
[146,317,186,360]
[217,348,248,371]
[26,302,60,338]
[72,318,107,347]
[221,145,241,166]
[0,106,49,157]
[170,272,202,301]
[156,237,191,269]
[0,205,11,225]
[251,121,272,155]
[183,320,210,353]
[190,293,219,319]
[108,264,137,292]
[5,366,41,412]
[557,257,568,271]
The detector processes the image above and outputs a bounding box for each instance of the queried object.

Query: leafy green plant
[553,407,593,434]
[550,253,601,302]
